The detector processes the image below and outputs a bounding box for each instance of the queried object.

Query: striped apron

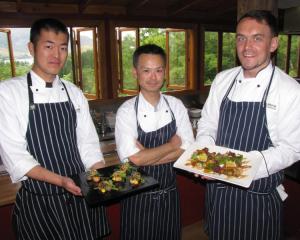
[120,96,181,240]
[205,67,284,240]
[12,73,110,240]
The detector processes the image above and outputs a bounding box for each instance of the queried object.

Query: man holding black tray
[0,18,109,239]
[115,44,194,240]
[196,10,300,240]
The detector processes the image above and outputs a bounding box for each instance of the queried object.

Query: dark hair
[237,10,278,36]
[133,44,167,68]
[30,18,69,45]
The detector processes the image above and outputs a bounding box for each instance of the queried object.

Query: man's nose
[53,46,60,58]
[150,71,157,80]
[245,39,253,49]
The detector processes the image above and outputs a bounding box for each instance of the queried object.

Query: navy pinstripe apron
[205,67,284,240]
[120,95,181,240]
[12,73,110,240]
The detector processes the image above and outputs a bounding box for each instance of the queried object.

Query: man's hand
[90,161,105,170]
[194,174,214,180]
[168,134,182,149]
[61,176,82,196]
[136,141,145,150]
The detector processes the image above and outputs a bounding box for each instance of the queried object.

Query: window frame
[0,28,16,78]
[113,21,197,98]
[275,33,300,78]
[74,27,100,99]
[166,28,188,90]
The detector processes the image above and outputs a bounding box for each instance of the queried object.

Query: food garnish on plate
[185,147,250,178]
[87,169,101,183]
[129,171,144,187]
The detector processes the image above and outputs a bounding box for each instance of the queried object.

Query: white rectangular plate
[174,142,261,188]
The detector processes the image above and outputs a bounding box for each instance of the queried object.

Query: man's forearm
[26,165,63,187]
[155,148,184,165]
[129,142,176,166]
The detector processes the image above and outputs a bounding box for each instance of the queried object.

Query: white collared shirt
[0,71,103,183]
[196,64,300,179]
[115,92,195,162]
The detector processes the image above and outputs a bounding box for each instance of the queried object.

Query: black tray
[72,164,159,206]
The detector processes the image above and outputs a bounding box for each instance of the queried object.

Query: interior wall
[283,7,300,33]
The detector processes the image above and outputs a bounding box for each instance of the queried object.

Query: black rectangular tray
[72,164,159,206]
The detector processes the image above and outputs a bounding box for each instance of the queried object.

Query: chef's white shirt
[0,70,104,183]
[196,63,300,180]
[115,92,195,162]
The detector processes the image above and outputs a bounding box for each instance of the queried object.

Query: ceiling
[0,0,299,26]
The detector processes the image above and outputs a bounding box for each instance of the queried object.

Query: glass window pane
[204,31,218,85]
[79,30,96,94]
[140,28,166,49]
[222,32,236,70]
[277,35,288,71]
[169,31,186,86]
[121,30,136,90]
[290,35,299,77]
[60,28,73,83]
[0,31,12,80]
[10,28,32,78]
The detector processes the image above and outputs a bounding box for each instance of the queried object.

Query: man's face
[133,53,165,94]
[28,29,68,82]
[236,18,278,78]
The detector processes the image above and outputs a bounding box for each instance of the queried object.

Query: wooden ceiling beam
[0,1,126,15]
[16,0,22,12]
[168,0,202,16]
[78,0,93,13]
[127,0,150,12]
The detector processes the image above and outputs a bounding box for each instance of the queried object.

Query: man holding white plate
[196,10,300,240]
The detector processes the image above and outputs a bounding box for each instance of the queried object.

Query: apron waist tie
[145,185,177,200]
[21,186,69,197]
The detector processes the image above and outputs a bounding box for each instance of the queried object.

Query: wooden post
[237,0,278,20]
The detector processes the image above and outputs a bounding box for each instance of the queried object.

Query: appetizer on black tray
[72,162,159,205]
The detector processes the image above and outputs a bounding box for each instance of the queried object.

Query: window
[0,28,32,81]
[222,32,236,70]
[73,27,100,99]
[116,27,189,96]
[275,34,300,77]
[203,31,236,87]
[204,31,218,86]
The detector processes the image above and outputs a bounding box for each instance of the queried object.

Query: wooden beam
[16,0,22,12]
[168,0,202,16]
[127,0,150,10]
[78,0,93,13]
[237,0,278,19]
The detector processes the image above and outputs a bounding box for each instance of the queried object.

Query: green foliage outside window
[277,35,288,71]
[204,32,218,85]
[222,32,236,70]
[169,31,186,86]
[121,31,136,90]
[290,35,299,77]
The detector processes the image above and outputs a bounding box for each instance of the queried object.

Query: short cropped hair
[237,10,278,37]
[133,44,167,68]
[30,18,69,45]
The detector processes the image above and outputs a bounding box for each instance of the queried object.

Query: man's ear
[28,42,34,57]
[132,67,137,79]
[270,36,279,53]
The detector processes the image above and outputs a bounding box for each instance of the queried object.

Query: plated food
[185,147,250,178]
[86,163,145,194]
[174,143,261,188]
[73,163,159,205]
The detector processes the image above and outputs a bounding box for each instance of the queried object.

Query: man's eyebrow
[44,40,68,45]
